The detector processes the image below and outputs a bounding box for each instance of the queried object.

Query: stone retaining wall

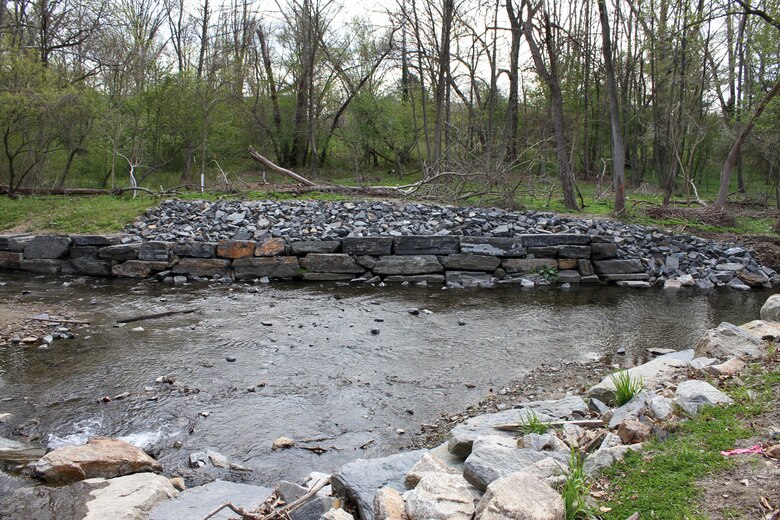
[0,233,651,287]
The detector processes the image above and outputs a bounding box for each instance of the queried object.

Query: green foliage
[532,265,559,282]
[611,371,644,407]
[518,409,549,435]
[598,365,777,519]
[560,449,593,520]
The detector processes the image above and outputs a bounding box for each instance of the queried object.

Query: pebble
[225,356,236,362]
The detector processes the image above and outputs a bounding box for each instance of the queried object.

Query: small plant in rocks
[560,448,594,520]
[611,371,644,407]
[518,409,549,435]
[533,265,559,282]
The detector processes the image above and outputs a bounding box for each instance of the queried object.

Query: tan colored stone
[255,238,286,256]
[557,259,577,270]
[617,419,652,444]
[475,472,563,520]
[702,357,746,376]
[272,437,295,450]
[216,240,256,259]
[404,453,459,489]
[30,437,162,485]
[766,444,780,459]
[374,487,408,520]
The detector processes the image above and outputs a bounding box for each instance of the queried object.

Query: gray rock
[440,254,500,271]
[474,472,564,520]
[557,245,591,258]
[693,322,767,360]
[300,254,365,274]
[590,242,618,260]
[404,452,460,489]
[23,236,71,259]
[584,445,641,476]
[384,274,445,284]
[727,278,751,291]
[290,241,341,255]
[394,236,459,255]
[139,242,171,262]
[448,409,554,458]
[403,473,476,520]
[233,257,300,279]
[462,436,568,491]
[173,258,231,278]
[19,258,66,274]
[70,259,112,277]
[373,256,443,275]
[112,260,152,278]
[501,258,557,274]
[557,270,581,284]
[445,271,494,288]
[342,237,394,256]
[332,450,427,520]
[459,237,525,257]
[149,480,272,520]
[760,294,780,322]
[0,437,45,469]
[674,380,734,415]
[98,244,139,261]
[592,259,644,274]
[0,251,22,269]
[71,235,112,247]
[520,234,590,247]
[172,241,216,258]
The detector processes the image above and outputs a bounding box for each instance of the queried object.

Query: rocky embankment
[1,199,777,289]
[2,295,779,519]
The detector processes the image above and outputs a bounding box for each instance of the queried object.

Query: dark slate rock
[440,253,500,271]
[0,235,32,252]
[23,236,71,259]
[445,271,494,287]
[557,245,591,259]
[557,270,581,284]
[342,237,393,255]
[302,272,356,281]
[502,258,557,274]
[526,246,558,258]
[593,259,644,274]
[70,246,100,259]
[520,234,590,247]
[233,257,299,279]
[112,260,153,278]
[150,480,272,520]
[332,450,427,520]
[0,251,22,269]
[373,255,443,275]
[139,241,171,262]
[591,243,618,260]
[384,274,446,283]
[70,235,112,247]
[289,240,341,255]
[299,254,365,274]
[354,255,378,269]
[70,258,112,276]
[19,259,65,274]
[394,235,459,255]
[98,244,140,261]
[577,259,595,276]
[459,237,526,257]
[601,273,651,281]
[172,258,231,277]
[173,241,216,258]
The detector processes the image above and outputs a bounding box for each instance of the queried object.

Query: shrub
[611,370,644,406]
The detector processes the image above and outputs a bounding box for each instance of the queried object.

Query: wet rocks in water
[149,480,272,520]
[272,437,295,450]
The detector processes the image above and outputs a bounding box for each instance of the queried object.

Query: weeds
[533,264,559,282]
[611,371,644,407]
[561,448,593,520]
[518,409,549,435]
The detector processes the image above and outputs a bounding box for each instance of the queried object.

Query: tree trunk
[597,0,626,216]
[713,78,780,212]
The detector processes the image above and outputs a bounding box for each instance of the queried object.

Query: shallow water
[0,272,768,485]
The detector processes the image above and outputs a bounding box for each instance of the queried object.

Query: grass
[561,449,593,520]
[611,371,645,407]
[598,364,779,519]
[518,409,550,435]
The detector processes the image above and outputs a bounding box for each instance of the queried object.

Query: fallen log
[117,308,201,324]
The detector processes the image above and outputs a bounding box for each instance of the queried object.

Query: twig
[203,501,262,520]
[493,419,604,431]
[117,308,201,324]
[29,317,90,325]
[264,477,331,519]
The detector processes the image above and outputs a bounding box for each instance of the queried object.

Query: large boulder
[29,437,162,485]
[332,450,427,520]
[760,294,780,322]
[403,473,476,520]
[462,436,568,491]
[588,350,694,404]
[693,322,767,360]
[474,472,564,520]
[674,380,734,416]
[23,236,71,259]
[149,480,272,520]
[740,319,780,340]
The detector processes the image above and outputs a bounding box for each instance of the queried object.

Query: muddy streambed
[0,272,768,487]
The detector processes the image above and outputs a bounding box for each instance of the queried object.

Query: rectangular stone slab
[23,236,71,259]
[289,240,341,255]
[71,235,112,247]
[502,258,557,274]
[459,237,526,257]
[173,258,230,277]
[71,258,112,276]
[394,236,459,255]
[98,244,139,261]
[440,253,500,271]
[342,237,393,256]
[0,251,22,269]
[233,257,299,279]
[591,243,618,260]
[373,255,443,275]
[593,259,644,274]
[383,274,446,283]
[300,254,365,274]
[520,234,591,247]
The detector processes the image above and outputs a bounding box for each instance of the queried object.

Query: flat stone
[300,254,365,274]
[216,240,255,259]
[592,259,644,274]
[255,237,286,256]
[403,472,476,520]
[404,452,461,489]
[233,257,300,279]
[449,409,552,458]
[584,445,641,476]
[702,358,746,377]
[173,258,231,278]
[694,322,767,360]
[740,320,780,340]
[520,234,591,247]
[374,487,407,520]
[23,235,71,259]
[445,271,494,287]
[98,244,139,261]
[29,437,162,485]
[588,350,694,404]
[112,260,152,278]
[20,258,66,274]
[590,242,618,260]
[577,259,595,276]
[384,275,445,284]
[557,245,591,258]
[290,240,341,255]
[149,480,273,520]
[342,237,394,256]
[462,436,568,491]
[70,259,113,277]
[374,256,443,275]
[617,419,652,444]
[71,235,112,247]
[440,254,500,271]
[172,241,216,258]
[332,450,427,520]
[303,273,357,281]
[0,235,32,252]
[70,246,100,259]
[715,262,745,271]
[475,472,564,520]
[675,380,734,415]
[138,242,171,262]
[501,258,557,274]
[557,258,577,270]
[84,473,178,520]
[664,279,683,289]
[0,436,45,468]
[459,237,525,257]
[0,251,22,269]
[557,270,580,284]
[601,273,650,281]
[527,246,558,258]
[394,236,459,255]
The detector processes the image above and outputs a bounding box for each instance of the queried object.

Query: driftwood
[248,147,317,186]
[117,308,201,324]
[202,477,332,520]
[493,419,605,431]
